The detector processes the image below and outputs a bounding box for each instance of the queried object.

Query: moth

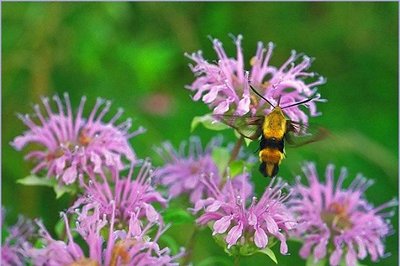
[215,86,327,177]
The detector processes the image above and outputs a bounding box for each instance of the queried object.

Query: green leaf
[17,175,56,187]
[17,174,77,198]
[232,130,252,146]
[198,256,232,266]
[33,238,46,249]
[159,234,180,254]
[191,113,230,132]
[54,218,66,239]
[244,138,252,146]
[54,184,77,199]
[229,160,255,177]
[212,147,231,177]
[2,224,10,241]
[257,247,278,264]
[163,208,194,225]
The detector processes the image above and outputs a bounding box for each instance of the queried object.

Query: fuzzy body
[259,107,287,177]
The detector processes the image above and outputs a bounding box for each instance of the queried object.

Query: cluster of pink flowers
[186,35,326,124]
[27,203,183,265]
[155,136,221,203]
[4,35,396,266]
[11,94,145,185]
[1,208,35,265]
[289,163,396,266]
[7,94,184,265]
[193,176,295,253]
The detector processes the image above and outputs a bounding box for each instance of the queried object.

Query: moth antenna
[277,95,282,106]
[281,96,317,109]
[250,85,275,108]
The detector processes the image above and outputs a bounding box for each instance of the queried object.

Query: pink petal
[11,136,27,150]
[313,239,327,260]
[62,165,77,184]
[226,223,243,248]
[264,215,278,234]
[90,152,102,173]
[55,157,66,175]
[130,218,142,236]
[254,227,268,248]
[248,212,257,226]
[299,241,314,258]
[145,204,159,223]
[203,88,220,103]
[280,239,288,254]
[213,100,230,115]
[213,216,232,235]
[206,201,222,212]
[329,248,342,266]
[345,248,357,266]
[236,96,250,115]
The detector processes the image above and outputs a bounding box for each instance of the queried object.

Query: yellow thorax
[262,107,287,139]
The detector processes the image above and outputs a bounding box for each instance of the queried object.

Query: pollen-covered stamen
[45,147,65,161]
[110,240,137,266]
[250,94,259,108]
[321,202,352,232]
[68,258,100,266]
[78,129,92,146]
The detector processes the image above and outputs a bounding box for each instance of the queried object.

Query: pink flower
[194,174,295,253]
[72,160,167,224]
[155,136,221,203]
[1,208,34,266]
[27,202,184,266]
[290,163,397,266]
[11,94,145,185]
[186,35,326,124]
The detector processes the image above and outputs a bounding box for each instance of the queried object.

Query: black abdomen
[259,162,279,177]
[259,136,284,152]
[258,135,285,178]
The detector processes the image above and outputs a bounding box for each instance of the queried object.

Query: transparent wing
[213,114,264,140]
[285,121,329,147]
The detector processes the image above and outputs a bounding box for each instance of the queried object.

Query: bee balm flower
[290,163,397,266]
[11,94,144,185]
[27,202,184,266]
[1,208,34,265]
[155,136,221,203]
[186,35,325,124]
[72,160,167,224]
[194,175,295,254]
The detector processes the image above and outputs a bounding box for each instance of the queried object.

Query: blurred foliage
[2,2,398,266]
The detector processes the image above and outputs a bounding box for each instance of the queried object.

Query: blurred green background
[2,2,398,266]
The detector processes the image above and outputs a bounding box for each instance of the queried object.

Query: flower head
[186,35,325,124]
[193,174,295,254]
[155,136,221,203]
[27,202,184,266]
[11,94,145,185]
[1,208,35,266]
[290,163,397,266]
[72,160,167,224]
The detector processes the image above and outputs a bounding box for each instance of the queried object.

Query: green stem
[234,255,240,266]
[228,136,244,164]
[221,136,244,187]
[222,136,244,184]
[181,226,199,265]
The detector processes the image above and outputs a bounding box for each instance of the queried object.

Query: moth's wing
[285,120,329,147]
[213,114,264,140]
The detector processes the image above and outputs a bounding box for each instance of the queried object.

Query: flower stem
[222,136,245,184]
[228,136,244,164]
[181,226,199,265]
[234,255,240,266]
